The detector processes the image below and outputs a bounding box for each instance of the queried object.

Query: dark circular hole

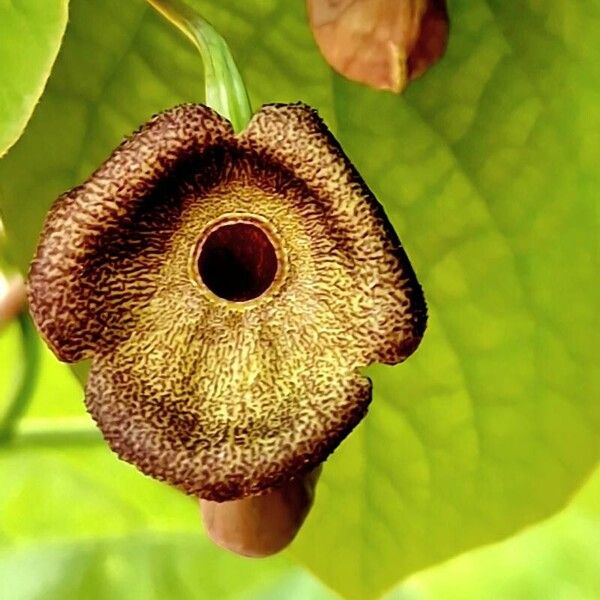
[197,221,279,302]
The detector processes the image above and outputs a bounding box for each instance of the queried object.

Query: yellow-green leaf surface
[0,324,334,600]
[0,0,68,157]
[0,1,598,598]
[1,323,599,600]
[390,466,600,599]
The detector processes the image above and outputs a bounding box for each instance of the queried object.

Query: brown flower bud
[200,468,321,557]
[307,0,449,92]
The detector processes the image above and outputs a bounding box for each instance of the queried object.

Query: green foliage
[1,326,599,600]
[1,327,599,599]
[0,0,598,598]
[0,0,68,157]
[391,467,600,600]
[0,327,333,600]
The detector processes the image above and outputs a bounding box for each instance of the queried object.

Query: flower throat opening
[197,220,279,302]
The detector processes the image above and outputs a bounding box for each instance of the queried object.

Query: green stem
[0,311,41,444]
[4,418,102,449]
[147,0,252,132]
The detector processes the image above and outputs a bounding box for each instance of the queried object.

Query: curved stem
[147,0,252,132]
[0,311,41,444]
[0,276,26,328]
[6,418,102,449]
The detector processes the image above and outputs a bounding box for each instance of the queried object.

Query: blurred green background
[0,0,598,598]
[0,315,598,598]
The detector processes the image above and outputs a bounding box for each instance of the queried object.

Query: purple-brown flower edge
[28,103,427,501]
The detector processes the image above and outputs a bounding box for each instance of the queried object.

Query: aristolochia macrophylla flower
[28,103,427,501]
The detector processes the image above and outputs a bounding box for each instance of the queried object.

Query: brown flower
[308,0,449,92]
[28,103,426,501]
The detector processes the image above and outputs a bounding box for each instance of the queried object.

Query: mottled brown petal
[307,0,449,92]
[28,103,427,501]
[27,104,234,362]
[241,103,427,363]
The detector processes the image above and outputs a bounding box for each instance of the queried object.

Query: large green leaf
[2,323,598,599]
[0,0,68,157]
[389,466,600,599]
[0,0,598,598]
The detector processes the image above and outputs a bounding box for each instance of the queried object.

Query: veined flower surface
[28,103,426,501]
